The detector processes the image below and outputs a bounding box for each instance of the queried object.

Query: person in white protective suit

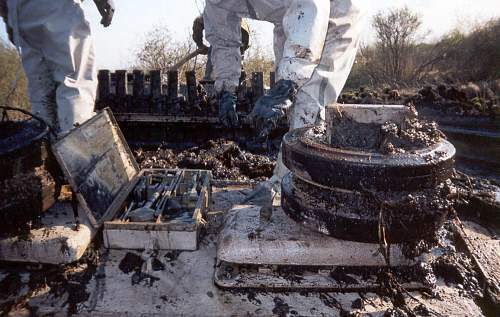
[202,0,365,203]
[0,0,114,134]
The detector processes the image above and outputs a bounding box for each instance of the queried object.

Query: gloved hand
[219,90,239,128]
[248,79,298,140]
[94,0,115,27]
[192,16,209,55]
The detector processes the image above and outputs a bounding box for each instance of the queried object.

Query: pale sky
[1,0,499,70]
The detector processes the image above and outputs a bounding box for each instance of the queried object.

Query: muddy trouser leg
[204,0,331,93]
[16,0,96,134]
[19,44,59,131]
[7,0,58,131]
[275,0,331,85]
[46,1,97,133]
[274,0,365,181]
[203,0,244,94]
[271,0,332,183]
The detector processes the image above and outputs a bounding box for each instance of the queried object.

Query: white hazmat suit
[204,0,365,184]
[6,0,97,133]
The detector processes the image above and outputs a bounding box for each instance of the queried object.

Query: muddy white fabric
[7,0,96,133]
[204,0,365,181]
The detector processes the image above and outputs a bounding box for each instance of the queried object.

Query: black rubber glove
[248,79,298,140]
[219,90,239,128]
[94,0,114,27]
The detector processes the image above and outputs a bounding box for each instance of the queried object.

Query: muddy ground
[0,82,498,316]
[0,183,498,316]
[1,143,499,316]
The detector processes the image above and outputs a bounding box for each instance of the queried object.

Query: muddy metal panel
[52,108,140,228]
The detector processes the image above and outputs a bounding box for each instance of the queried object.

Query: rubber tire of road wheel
[282,127,456,192]
[281,173,451,243]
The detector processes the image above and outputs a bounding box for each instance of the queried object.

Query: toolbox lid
[52,108,140,228]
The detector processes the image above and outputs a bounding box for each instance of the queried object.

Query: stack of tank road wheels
[0,110,62,237]
[281,104,457,245]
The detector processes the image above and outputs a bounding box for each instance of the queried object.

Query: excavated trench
[0,120,62,237]
[1,104,498,315]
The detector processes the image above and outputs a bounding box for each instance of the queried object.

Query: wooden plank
[132,70,145,97]
[186,71,197,105]
[452,219,500,305]
[97,70,111,100]
[252,72,264,100]
[114,113,220,123]
[115,70,128,97]
[270,72,276,89]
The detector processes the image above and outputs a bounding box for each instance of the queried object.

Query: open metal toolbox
[103,169,211,250]
[51,108,211,252]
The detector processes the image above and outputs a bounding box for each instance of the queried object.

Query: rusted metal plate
[281,173,451,243]
[52,108,140,228]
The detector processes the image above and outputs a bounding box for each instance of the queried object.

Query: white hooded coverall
[204,0,364,180]
[7,0,96,133]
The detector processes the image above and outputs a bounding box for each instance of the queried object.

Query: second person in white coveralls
[2,0,114,134]
[203,0,365,201]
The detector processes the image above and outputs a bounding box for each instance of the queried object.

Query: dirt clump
[432,251,483,298]
[119,252,144,274]
[379,117,443,154]
[339,81,499,118]
[327,106,444,154]
[135,139,276,181]
[451,171,500,227]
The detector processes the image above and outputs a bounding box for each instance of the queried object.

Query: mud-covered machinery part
[281,173,452,243]
[282,127,455,191]
[0,120,62,226]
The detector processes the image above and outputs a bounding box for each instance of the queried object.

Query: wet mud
[119,252,164,286]
[135,139,276,181]
[452,171,500,227]
[119,252,144,274]
[328,106,443,154]
[0,245,100,316]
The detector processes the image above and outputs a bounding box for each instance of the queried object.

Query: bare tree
[372,7,422,84]
[134,25,207,84]
[135,25,275,86]
[242,29,275,87]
